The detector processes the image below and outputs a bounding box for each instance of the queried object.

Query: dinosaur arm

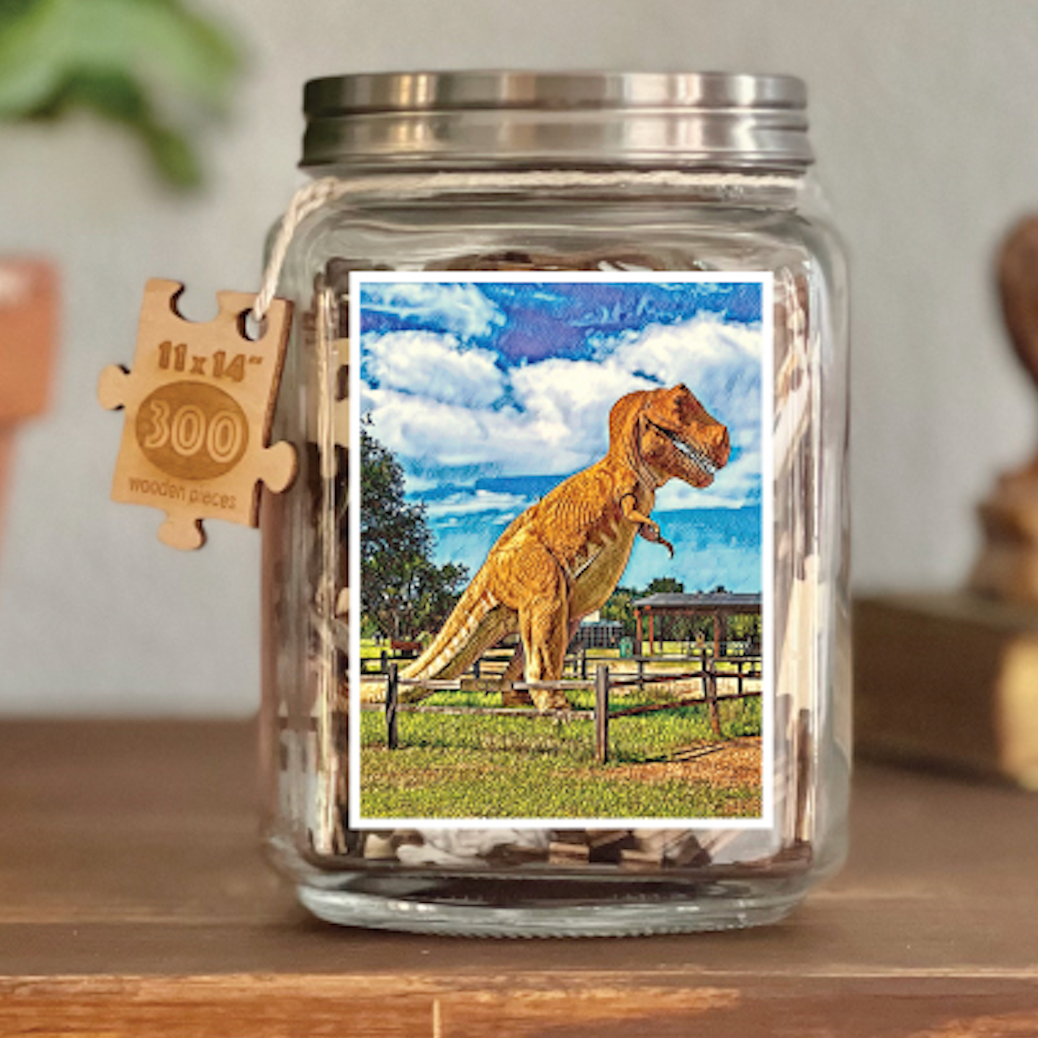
[619,493,653,528]
[619,493,674,558]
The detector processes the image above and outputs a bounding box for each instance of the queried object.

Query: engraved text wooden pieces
[98,279,296,550]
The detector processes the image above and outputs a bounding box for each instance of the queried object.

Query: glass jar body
[260,174,850,936]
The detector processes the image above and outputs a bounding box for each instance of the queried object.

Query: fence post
[473,658,481,680]
[595,664,610,764]
[580,646,588,681]
[386,663,399,750]
[380,649,388,674]
[704,657,722,737]
[637,656,644,692]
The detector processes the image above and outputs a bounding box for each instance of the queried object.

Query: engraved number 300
[135,382,250,480]
[141,399,245,464]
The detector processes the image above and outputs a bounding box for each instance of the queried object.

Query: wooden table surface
[1,721,1037,1036]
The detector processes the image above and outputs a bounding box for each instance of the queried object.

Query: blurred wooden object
[970,215,1038,602]
[857,218,1038,788]
[0,259,58,543]
[3,719,1038,1035]
[854,593,1038,788]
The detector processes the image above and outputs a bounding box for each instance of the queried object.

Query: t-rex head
[609,384,731,488]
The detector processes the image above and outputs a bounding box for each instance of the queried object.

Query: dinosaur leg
[500,645,533,706]
[519,584,572,712]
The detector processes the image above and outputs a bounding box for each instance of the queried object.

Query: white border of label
[348,270,775,831]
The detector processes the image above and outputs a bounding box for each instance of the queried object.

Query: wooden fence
[364,643,760,681]
[364,658,761,765]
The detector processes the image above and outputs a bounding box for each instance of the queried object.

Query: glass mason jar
[260,71,850,936]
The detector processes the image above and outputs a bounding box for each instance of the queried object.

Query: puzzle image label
[348,272,774,829]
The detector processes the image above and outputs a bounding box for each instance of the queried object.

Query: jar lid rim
[301,70,814,172]
[304,70,808,114]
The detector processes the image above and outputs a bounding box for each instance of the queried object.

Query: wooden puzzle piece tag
[98,279,296,550]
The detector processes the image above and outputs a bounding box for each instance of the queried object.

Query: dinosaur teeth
[650,420,717,476]
[671,434,716,475]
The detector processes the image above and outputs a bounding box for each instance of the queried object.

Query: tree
[601,585,638,636]
[643,577,694,641]
[360,425,468,640]
[646,577,684,595]
[729,612,762,643]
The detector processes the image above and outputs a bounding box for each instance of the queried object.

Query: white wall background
[1,0,1036,715]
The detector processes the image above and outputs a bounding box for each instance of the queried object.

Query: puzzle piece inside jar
[98,279,297,549]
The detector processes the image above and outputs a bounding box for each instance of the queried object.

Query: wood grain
[2,719,1038,1035]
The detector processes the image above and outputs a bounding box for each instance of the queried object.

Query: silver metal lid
[301,71,813,173]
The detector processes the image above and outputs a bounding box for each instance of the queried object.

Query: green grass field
[359,688,762,820]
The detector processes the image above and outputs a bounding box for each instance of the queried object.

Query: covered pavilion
[631,591,762,659]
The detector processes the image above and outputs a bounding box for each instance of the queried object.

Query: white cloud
[508,359,659,459]
[603,314,760,374]
[403,473,438,494]
[602,316,761,438]
[360,282,505,340]
[364,331,505,407]
[362,312,764,513]
[654,450,761,511]
[366,388,593,474]
[423,489,530,518]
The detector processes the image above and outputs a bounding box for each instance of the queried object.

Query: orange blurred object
[0,259,58,544]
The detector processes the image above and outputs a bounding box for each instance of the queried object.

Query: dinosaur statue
[400,384,731,710]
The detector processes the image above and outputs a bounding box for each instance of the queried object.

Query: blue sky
[358,277,766,594]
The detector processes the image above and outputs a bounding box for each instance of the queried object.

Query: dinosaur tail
[401,568,514,688]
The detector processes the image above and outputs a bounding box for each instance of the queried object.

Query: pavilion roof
[631,592,761,613]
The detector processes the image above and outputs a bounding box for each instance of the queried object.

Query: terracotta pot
[0,260,57,547]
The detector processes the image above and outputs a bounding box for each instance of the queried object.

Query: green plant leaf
[142,123,200,188]
[0,0,238,187]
